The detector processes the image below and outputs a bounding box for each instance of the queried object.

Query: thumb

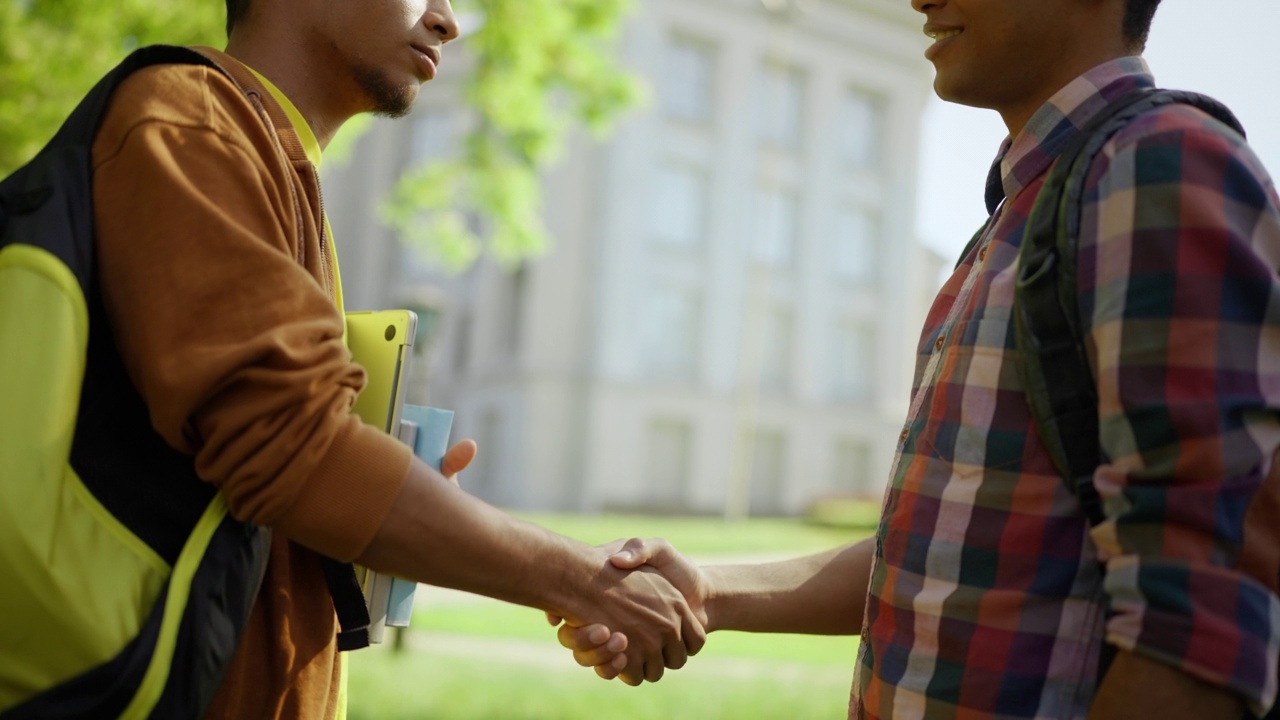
[440,439,478,482]
[612,538,701,605]
[608,537,657,570]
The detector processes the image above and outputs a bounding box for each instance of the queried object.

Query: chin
[931,74,988,110]
[376,84,419,118]
[353,66,419,118]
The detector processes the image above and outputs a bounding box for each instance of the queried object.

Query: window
[751,188,798,267]
[642,286,702,380]
[646,420,693,508]
[833,206,878,283]
[747,429,787,516]
[831,318,874,400]
[663,37,715,123]
[469,409,503,501]
[452,308,471,374]
[498,264,527,358]
[652,164,709,249]
[759,64,805,147]
[841,88,884,169]
[746,303,794,393]
[833,438,875,497]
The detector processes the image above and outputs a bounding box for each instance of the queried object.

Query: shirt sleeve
[91,67,411,562]
[1078,110,1280,715]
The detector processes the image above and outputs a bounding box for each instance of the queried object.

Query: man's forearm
[1088,649,1245,720]
[702,537,875,635]
[353,456,600,621]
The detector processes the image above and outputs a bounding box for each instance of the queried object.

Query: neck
[224,30,358,148]
[1000,49,1135,139]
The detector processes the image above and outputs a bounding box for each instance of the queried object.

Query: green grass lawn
[346,643,856,720]
[346,512,876,720]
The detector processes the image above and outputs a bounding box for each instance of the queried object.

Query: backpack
[966,88,1278,718]
[0,45,366,719]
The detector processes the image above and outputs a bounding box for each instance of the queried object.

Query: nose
[911,0,942,12]
[424,0,460,43]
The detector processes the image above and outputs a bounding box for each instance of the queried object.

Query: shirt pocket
[916,307,1030,480]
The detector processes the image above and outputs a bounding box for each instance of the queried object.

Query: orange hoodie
[90,49,412,718]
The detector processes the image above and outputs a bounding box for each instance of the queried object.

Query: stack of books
[345,309,453,642]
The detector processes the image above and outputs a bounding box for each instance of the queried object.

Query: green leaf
[1,0,638,273]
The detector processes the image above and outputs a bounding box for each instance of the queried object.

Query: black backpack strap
[1015,88,1245,528]
[45,46,222,152]
[1015,87,1246,691]
[1,46,221,289]
[319,559,372,651]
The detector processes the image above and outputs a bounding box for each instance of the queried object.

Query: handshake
[543,537,711,687]
[382,440,867,690]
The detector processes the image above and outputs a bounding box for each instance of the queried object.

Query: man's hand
[550,537,709,683]
[577,552,707,686]
[1089,649,1245,720]
[352,441,707,689]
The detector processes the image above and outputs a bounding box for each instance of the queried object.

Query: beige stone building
[324,0,945,515]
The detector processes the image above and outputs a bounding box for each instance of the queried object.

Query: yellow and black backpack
[0,45,366,719]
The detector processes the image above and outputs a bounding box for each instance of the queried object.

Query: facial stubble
[351,63,417,118]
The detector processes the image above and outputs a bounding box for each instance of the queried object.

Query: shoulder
[93,61,274,167]
[1089,97,1277,208]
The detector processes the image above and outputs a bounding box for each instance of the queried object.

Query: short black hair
[226,0,250,36]
[1123,0,1161,51]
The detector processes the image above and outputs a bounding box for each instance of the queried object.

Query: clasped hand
[547,538,708,686]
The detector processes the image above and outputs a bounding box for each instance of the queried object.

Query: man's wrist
[526,532,605,622]
[700,565,734,633]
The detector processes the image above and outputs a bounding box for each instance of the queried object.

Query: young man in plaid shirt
[557,0,1280,717]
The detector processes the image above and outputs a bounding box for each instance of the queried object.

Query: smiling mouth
[926,29,962,42]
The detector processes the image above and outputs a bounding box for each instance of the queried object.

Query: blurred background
[4,0,1277,717]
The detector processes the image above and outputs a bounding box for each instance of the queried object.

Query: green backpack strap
[1014,88,1246,527]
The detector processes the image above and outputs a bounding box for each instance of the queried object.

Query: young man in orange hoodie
[80,1,705,716]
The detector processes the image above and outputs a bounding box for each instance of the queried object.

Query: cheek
[399,0,430,24]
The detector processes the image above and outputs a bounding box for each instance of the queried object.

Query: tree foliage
[0,0,224,174]
[0,0,639,271]
[382,0,640,270]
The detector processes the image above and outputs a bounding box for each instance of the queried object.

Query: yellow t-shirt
[245,66,353,720]
[244,68,347,322]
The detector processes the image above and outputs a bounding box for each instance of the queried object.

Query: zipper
[244,88,308,270]
[312,165,333,299]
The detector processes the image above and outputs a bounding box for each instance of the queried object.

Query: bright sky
[916,0,1280,261]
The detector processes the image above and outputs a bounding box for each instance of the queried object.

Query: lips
[922,25,963,61]
[410,43,442,80]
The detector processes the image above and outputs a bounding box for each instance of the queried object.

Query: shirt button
[899,429,909,443]
[935,336,945,351]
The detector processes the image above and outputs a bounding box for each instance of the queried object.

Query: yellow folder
[344,309,417,643]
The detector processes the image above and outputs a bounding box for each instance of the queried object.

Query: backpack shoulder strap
[44,46,223,156]
[1014,88,1245,527]
[1,46,223,289]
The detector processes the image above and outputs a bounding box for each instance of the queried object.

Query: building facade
[324,0,942,515]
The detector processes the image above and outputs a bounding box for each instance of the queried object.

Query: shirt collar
[244,67,323,169]
[989,56,1154,208]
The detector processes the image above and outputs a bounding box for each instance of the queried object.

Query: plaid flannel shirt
[851,57,1280,720]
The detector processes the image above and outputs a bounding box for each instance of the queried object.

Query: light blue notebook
[385,405,455,627]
